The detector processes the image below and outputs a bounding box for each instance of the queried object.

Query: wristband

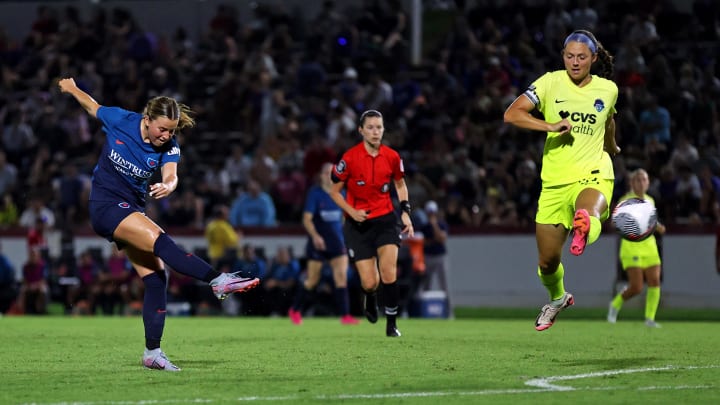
[400,200,412,215]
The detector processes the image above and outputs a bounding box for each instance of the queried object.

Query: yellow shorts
[535,178,614,229]
[619,238,661,269]
[620,253,662,269]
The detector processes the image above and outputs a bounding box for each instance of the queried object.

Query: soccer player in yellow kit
[504,30,620,331]
[607,169,666,327]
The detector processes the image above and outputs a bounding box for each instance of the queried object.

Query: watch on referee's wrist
[400,200,412,215]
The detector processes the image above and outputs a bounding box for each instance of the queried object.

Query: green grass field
[2,312,720,405]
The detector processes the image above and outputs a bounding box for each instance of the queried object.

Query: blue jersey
[304,185,345,257]
[91,106,181,205]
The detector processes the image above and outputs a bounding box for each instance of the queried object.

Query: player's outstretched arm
[57,77,101,118]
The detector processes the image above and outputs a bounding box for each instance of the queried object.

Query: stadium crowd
[1,0,720,315]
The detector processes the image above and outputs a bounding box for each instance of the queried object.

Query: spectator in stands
[229,178,277,227]
[271,165,306,224]
[158,187,204,229]
[2,105,37,168]
[57,77,259,372]
[224,144,253,192]
[0,193,18,228]
[363,68,394,112]
[67,249,100,315]
[698,163,720,223]
[204,204,241,267]
[570,0,598,31]
[0,150,18,198]
[443,193,473,226]
[17,247,48,314]
[53,162,90,228]
[668,134,699,171]
[203,161,232,199]
[96,244,136,315]
[675,164,703,222]
[26,144,57,193]
[234,243,267,316]
[627,12,660,49]
[303,134,337,185]
[19,196,55,231]
[262,245,300,316]
[403,163,438,214]
[544,0,572,56]
[638,95,671,147]
[503,30,619,331]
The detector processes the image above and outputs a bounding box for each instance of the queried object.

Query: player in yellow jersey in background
[607,169,666,328]
[504,30,620,331]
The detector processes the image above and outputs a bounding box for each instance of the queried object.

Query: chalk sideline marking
[18,365,719,405]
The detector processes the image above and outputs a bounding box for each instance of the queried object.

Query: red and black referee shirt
[332,142,404,220]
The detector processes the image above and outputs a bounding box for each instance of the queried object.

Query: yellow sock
[588,215,602,245]
[645,286,660,321]
[538,263,565,301]
[611,292,624,310]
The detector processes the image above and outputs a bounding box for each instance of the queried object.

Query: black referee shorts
[343,212,401,262]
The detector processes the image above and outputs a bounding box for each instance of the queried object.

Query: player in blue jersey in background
[58,78,259,371]
[288,163,359,325]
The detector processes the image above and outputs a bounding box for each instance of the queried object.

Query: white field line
[525,364,682,390]
[17,365,719,405]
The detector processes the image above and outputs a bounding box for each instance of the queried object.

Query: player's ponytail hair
[144,96,196,130]
[563,29,614,80]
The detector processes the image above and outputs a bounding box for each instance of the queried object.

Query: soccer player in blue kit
[58,78,259,371]
[288,162,359,325]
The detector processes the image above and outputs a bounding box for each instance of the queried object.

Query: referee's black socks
[382,281,399,326]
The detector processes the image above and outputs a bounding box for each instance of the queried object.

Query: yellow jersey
[523,71,618,186]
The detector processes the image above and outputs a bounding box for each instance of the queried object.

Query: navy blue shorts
[89,199,141,243]
[305,239,347,262]
[343,212,401,262]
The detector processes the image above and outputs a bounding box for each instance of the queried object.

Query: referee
[329,110,414,337]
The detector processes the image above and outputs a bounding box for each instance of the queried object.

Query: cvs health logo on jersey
[558,109,599,136]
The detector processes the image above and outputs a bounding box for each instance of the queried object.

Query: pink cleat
[288,308,303,325]
[340,315,359,325]
[570,209,590,256]
[209,272,260,300]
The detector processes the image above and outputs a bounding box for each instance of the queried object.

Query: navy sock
[143,271,167,350]
[153,233,220,282]
[382,281,399,325]
[334,287,350,316]
[292,286,309,312]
